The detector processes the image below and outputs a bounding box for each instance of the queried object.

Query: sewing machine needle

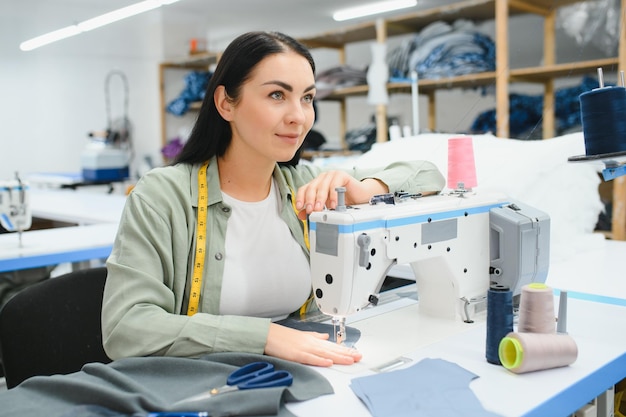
[333,316,346,345]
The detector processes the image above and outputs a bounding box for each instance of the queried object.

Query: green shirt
[102,157,445,359]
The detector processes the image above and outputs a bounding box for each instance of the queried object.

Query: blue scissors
[177,361,293,404]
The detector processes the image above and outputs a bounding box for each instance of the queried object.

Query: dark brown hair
[175,31,315,165]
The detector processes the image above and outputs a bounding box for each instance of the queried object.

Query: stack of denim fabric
[387,19,495,81]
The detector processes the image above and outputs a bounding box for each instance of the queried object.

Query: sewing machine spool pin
[335,187,347,211]
[452,181,473,197]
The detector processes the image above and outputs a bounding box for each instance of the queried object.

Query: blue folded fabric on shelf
[387,19,495,81]
[350,357,503,417]
[314,66,368,99]
[166,71,212,116]
[470,76,600,138]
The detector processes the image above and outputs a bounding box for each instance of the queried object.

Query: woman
[102,31,445,367]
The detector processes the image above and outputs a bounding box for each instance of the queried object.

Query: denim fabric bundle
[315,66,368,99]
[470,76,600,138]
[166,71,212,116]
[388,20,495,81]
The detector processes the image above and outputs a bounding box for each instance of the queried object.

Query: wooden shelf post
[612,0,626,240]
[374,18,388,144]
[542,8,556,139]
[495,0,510,138]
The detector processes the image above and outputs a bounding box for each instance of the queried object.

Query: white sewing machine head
[0,174,31,234]
[308,190,549,323]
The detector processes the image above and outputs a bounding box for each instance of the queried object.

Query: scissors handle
[238,370,293,390]
[227,361,274,385]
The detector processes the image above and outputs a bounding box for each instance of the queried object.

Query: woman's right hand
[264,323,362,367]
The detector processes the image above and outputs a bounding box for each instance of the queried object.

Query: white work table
[29,188,126,225]
[547,239,626,304]
[0,223,119,273]
[0,189,125,272]
[6,187,626,416]
[288,239,626,417]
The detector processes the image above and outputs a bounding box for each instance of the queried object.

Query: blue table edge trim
[0,245,112,272]
[554,288,626,307]
[523,351,626,417]
[519,289,626,416]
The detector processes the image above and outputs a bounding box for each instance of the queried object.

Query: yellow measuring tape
[290,189,310,252]
[186,162,311,316]
[290,189,313,317]
[187,160,209,316]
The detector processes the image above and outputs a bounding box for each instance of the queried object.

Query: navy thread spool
[486,284,514,365]
[579,85,626,156]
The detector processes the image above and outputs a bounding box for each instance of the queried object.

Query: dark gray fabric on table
[0,352,333,417]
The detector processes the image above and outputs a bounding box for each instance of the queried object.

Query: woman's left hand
[295,171,388,219]
[265,323,362,367]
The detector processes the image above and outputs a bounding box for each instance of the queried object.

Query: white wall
[1,2,164,181]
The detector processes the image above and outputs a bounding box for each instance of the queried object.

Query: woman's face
[221,51,316,164]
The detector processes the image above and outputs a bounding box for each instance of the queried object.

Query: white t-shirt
[219,179,311,319]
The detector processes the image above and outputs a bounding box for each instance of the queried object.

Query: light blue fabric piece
[350,358,503,417]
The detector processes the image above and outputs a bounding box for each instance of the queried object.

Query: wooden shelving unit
[298,0,614,142]
[158,51,219,150]
[298,0,626,240]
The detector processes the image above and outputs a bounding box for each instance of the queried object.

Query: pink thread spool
[518,283,556,334]
[447,136,478,191]
[499,332,578,374]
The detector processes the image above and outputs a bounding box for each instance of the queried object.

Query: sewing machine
[0,174,32,245]
[309,189,549,341]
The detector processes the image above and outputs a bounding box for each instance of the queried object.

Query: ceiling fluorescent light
[20,0,182,51]
[333,0,417,22]
[20,26,82,51]
[78,0,163,32]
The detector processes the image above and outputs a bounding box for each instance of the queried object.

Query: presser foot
[332,316,347,345]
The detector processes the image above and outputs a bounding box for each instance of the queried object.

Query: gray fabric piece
[0,352,333,417]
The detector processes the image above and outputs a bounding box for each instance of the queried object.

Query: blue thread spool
[579,84,626,156]
[486,284,514,365]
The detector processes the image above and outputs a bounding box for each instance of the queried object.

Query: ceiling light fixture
[20,0,181,51]
[333,0,417,22]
